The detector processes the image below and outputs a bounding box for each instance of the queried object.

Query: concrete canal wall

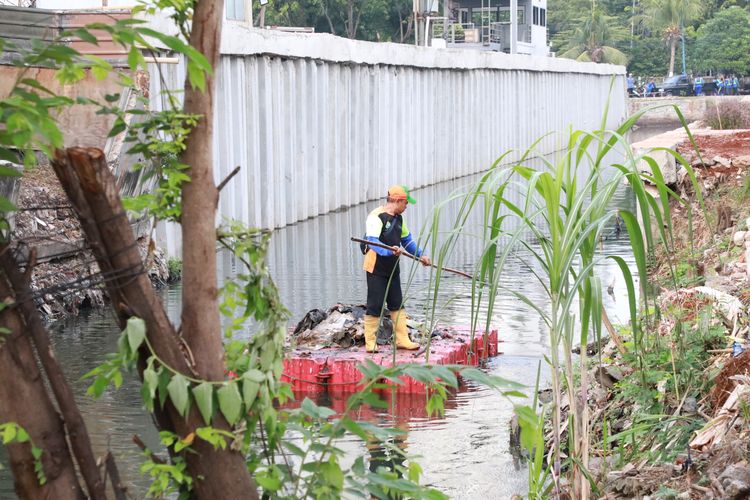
[151,23,627,255]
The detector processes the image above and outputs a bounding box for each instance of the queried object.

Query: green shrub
[167,257,182,282]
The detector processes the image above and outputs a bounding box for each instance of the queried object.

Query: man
[626,73,635,96]
[645,79,656,97]
[362,185,431,352]
[694,75,703,96]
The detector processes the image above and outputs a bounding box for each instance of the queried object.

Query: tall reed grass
[416,97,703,498]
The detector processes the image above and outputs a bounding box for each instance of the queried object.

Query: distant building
[434,0,549,56]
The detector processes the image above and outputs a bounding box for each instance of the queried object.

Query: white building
[432,0,549,56]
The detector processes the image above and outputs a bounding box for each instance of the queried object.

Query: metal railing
[433,22,476,43]
[437,21,531,47]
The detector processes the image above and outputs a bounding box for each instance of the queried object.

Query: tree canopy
[249,0,750,76]
[558,10,629,65]
[549,0,750,76]
[692,6,750,74]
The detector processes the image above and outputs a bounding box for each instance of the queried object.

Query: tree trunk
[258,5,266,28]
[668,39,676,77]
[51,148,258,499]
[347,0,355,38]
[0,247,106,500]
[0,272,84,500]
[322,1,337,35]
[180,0,225,382]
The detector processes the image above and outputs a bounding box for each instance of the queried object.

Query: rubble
[12,163,171,321]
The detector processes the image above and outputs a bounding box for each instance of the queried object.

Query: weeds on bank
[415,90,708,497]
[601,303,725,465]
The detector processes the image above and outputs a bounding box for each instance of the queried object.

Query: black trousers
[366,272,403,316]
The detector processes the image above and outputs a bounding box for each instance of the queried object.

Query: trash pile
[289,304,439,350]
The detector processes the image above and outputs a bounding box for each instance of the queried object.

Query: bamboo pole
[350,237,476,280]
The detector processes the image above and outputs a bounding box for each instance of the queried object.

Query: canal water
[1,130,665,498]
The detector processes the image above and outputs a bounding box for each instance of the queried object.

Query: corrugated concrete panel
[151,29,627,255]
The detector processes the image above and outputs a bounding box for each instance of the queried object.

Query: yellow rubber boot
[364,315,380,353]
[391,309,419,350]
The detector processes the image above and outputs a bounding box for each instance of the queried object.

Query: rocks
[718,463,750,499]
[732,155,750,168]
[634,147,680,185]
[733,231,747,246]
[682,396,697,415]
[572,335,610,355]
[713,155,732,167]
[593,364,624,390]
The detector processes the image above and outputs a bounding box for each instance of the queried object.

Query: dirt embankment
[13,163,173,321]
[591,128,750,499]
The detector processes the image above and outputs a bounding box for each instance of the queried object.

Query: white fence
[151,24,626,255]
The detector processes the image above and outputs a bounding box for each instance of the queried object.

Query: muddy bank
[12,163,177,321]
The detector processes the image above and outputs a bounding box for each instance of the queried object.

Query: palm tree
[643,0,703,76]
[559,9,629,65]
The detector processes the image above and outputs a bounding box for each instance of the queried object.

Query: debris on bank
[13,164,172,321]
[582,126,750,498]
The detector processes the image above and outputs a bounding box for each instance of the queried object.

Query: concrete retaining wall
[151,25,627,256]
[628,95,748,126]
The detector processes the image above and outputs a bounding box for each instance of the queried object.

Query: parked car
[658,75,718,96]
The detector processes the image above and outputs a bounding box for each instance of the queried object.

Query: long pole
[351,237,476,281]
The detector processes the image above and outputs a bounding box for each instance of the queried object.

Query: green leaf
[243,368,265,383]
[108,117,127,138]
[186,60,206,92]
[2,424,16,444]
[460,367,523,391]
[282,440,305,457]
[157,367,170,408]
[15,427,28,443]
[167,373,189,416]
[143,366,158,401]
[74,28,98,44]
[0,197,17,213]
[241,379,259,407]
[255,469,281,491]
[0,148,19,163]
[127,45,142,71]
[0,165,21,177]
[92,65,108,80]
[217,383,242,424]
[192,382,214,425]
[125,316,146,352]
[319,457,344,490]
[300,397,336,420]
[342,417,368,440]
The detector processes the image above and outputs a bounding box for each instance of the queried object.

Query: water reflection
[1,157,639,499]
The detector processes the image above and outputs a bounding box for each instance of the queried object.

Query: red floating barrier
[282,327,499,394]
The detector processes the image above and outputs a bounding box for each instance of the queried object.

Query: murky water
[0,144,656,498]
